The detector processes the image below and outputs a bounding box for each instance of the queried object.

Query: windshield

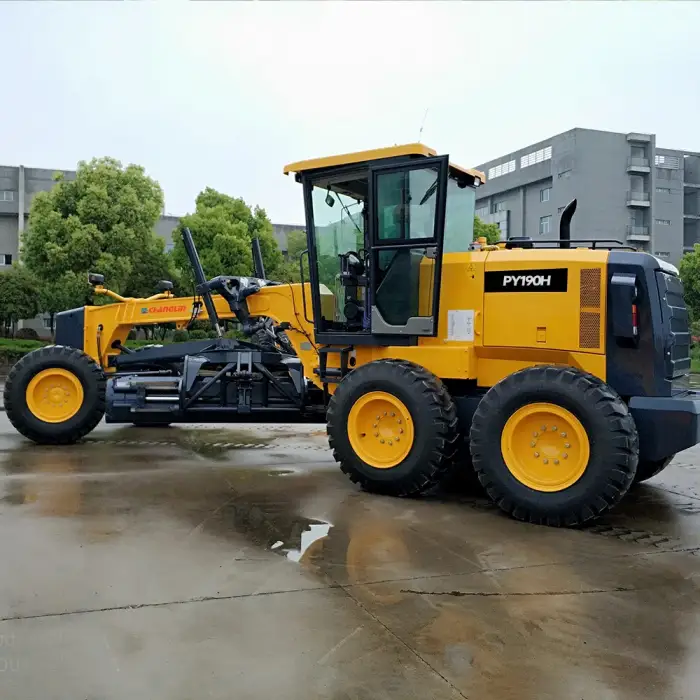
[310,183,365,324]
[444,177,476,253]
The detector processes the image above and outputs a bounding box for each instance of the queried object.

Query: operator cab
[284,144,484,345]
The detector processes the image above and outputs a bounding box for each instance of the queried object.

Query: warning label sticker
[447,310,474,342]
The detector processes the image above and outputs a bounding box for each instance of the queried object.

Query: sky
[2,1,700,224]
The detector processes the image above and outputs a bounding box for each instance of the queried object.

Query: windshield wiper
[419,177,439,206]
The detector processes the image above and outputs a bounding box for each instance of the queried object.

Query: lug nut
[541,426,546,431]
[552,426,558,432]
[397,419,402,424]
[533,432,538,437]
[543,458,549,464]
[374,432,379,437]
[399,428,404,434]
[380,439,385,444]
[373,423,377,428]
[565,443,571,448]
[561,432,567,438]
[534,452,539,458]
[562,453,568,459]
[530,441,536,447]
[388,440,392,446]
[554,459,559,465]
[384,412,388,416]
[391,412,395,417]
[395,437,400,442]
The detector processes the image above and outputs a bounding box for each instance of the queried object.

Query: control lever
[182,227,223,337]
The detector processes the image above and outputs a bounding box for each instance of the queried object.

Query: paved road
[0,415,699,699]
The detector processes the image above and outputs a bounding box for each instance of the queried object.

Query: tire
[4,345,106,445]
[327,359,460,497]
[470,365,638,527]
[633,456,673,484]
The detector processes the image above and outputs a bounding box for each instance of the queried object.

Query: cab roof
[283,143,486,185]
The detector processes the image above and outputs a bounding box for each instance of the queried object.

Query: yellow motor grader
[4,144,698,526]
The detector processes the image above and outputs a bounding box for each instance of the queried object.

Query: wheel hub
[347,391,414,468]
[501,402,589,491]
[25,369,84,424]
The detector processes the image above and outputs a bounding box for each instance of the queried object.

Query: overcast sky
[2,2,699,223]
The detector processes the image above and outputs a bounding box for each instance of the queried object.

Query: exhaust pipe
[559,199,577,249]
[252,237,266,279]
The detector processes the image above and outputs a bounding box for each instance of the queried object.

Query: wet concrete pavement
[0,416,699,699]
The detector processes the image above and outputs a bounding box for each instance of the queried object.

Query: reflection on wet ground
[0,417,699,699]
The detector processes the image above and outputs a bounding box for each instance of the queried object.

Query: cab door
[368,156,448,336]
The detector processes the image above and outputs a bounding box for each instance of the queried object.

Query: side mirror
[157,280,174,292]
[88,272,105,286]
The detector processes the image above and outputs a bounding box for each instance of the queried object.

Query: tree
[38,272,90,338]
[0,267,41,337]
[474,216,502,245]
[23,157,168,298]
[172,188,283,285]
[680,246,700,322]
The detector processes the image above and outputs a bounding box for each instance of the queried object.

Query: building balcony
[627,132,651,143]
[684,181,700,189]
[626,225,650,242]
[627,157,650,173]
[626,191,650,207]
[684,212,700,220]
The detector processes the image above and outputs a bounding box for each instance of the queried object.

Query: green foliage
[23,157,168,298]
[680,246,700,323]
[473,216,502,245]
[0,338,48,365]
[172,188,283,285]
[189,329,207,340]
[0,267,41,336]
[286,230,307,259]
[172,329,189,343]
[38,271,91,336]
[15,328,39,340]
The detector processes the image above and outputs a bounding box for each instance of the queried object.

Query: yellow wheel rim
[25,368,84,424]
[501,402,589,492]
[347,391,414,468]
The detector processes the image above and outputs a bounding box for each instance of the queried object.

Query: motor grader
[5,143,699,526]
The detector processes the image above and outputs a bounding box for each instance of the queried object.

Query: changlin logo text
[140,304,188,314]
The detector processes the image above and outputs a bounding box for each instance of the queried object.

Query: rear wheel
[633,456,674,484]
[4,345,105,444]
[470,366,638,526]
[327,360,460,496]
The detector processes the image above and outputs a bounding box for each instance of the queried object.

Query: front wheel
[4,345,106,444]
[470,366,639,527]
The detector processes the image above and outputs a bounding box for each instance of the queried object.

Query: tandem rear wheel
[327,360,463,497]
[470,365,639,527]
[4,345,106,445]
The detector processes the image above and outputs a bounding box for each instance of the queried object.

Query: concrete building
[473,128,700,267]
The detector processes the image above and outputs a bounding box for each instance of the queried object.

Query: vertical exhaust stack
[252,237,266,280]
[559,199,577,250]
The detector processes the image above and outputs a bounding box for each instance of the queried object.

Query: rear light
[632,304,638,336]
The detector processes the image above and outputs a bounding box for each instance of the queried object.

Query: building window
[521,146,552,169]
[655,155,680,169]
[655,219,671,226]
[475,206,489,218]
[0,254,12,266]
[655,251,670,259]
[42,314,53,330]
[540,187,551,203]
[487,159,516,180]
[656,187,672,194]
[539,215,552,235]
[0,191,14,202]
[493,201,507,212]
